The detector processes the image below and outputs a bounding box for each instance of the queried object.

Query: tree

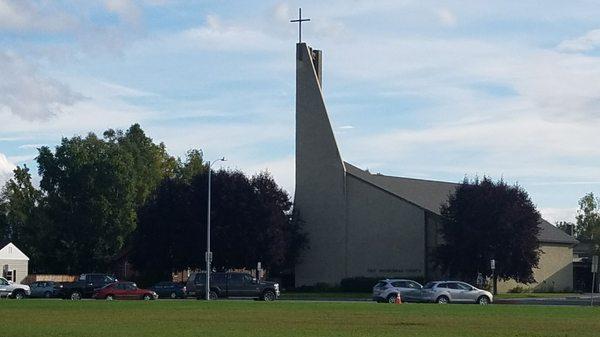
[573,193,600,242]
[0,165,47,270]
[37,133,138,273]
[130,178,193,284]
[436,177,541,284]
[130,168,306,284]
[175,149,206,183]
[556,221,575,236]
[106,124,178,209]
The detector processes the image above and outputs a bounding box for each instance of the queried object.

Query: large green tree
[37,133,137,273]
[573,193,600,242]
[32,124,177,273]
[436,177,541,284]
[0,165,47,270]
[130,167,306,285]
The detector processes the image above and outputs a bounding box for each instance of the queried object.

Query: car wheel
[436,296,449,304]
[209,290,218,300]
[386,294,398,303]
[262,290,276,302]
[44,291,52,298]
[170,292,177,299]
[13,290,25,300]
[477,296,490,305]
[106,294,114,301]
[70,292,82,300]
[143,294,152,300]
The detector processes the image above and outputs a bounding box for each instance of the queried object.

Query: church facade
[293,42,578,292]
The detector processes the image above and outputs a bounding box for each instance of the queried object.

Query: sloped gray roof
[344,162,578,246]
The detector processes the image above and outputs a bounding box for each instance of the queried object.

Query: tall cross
[290,8,310,43]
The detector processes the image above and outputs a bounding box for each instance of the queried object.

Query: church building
[293,42,578,292]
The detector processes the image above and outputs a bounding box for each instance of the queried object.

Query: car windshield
[423,282,436,289]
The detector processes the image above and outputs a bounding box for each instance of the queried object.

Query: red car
[93,281,158,300]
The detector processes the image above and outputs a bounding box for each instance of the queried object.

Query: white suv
[372,279,423,303]
[0,277,31,299]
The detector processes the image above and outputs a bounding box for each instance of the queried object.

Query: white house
[0,243,29,284]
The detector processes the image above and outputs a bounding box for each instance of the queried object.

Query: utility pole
[205,157,226,300]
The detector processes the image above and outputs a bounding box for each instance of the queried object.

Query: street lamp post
[206,157,226,300]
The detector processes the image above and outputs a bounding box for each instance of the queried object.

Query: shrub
[508,286,526,293]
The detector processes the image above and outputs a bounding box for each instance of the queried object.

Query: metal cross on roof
[290,8,310,43]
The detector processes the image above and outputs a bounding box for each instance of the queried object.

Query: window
[90,275,105,284]
[243,274,254,284]
[374,282,388,289]
[194,273,206,284]
[212,273,227,285]
[407,282,421,289]
[437,283,448,289]
[456,283,472,290]
[116,283,127,290]
[391,281,407,288]
[423,282,435,289]
[229,274,244,287]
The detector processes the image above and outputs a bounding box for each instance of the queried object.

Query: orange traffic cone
[394,293,402,304]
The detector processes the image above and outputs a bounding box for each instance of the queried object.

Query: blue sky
[1,1,600,224]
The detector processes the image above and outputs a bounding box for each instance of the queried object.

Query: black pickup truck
[186,272,280,301]
[59,273,117,300]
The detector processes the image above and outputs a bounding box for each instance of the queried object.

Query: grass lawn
[495,293,581,299]
[1,300,599,337]
[280,292,371,300]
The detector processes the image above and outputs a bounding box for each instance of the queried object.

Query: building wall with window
[0,243,29,284]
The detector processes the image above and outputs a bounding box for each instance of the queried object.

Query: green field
[1,300,599,337]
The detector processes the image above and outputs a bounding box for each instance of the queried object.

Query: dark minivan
[186,271,279,301]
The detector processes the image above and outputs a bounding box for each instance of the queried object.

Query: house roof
[344,162,578,246]
[0,242,30,261]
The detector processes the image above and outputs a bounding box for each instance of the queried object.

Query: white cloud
[104,0,141,26]
[540,207,578,225]
[0,152,15,188]
[174,14,286,52]
[558,29,600,53]
[246,155,295,195]
[0,0,75,32]
[436,8,457,27]
[0,52,83,121]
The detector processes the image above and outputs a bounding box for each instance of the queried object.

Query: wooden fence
[23,274,78,284]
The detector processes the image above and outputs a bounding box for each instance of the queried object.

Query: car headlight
[274,283,279,290]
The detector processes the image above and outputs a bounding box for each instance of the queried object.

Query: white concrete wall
[497,243,574,293]
[294,43,348,286]
[345,175,426,279]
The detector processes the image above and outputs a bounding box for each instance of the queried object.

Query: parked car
[59,273,117,300]
[150,281,186,299]
[29,281,63,298]
[186,271,280,301]
[93,281,158,300]
[0,276,31,299]
[372,279,423,303]
[420,281,493,304]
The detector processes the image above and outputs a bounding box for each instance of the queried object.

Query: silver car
[372,279,423,303]
[420,281,493,304]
